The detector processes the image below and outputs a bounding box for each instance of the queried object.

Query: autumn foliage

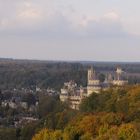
[32,85,140,140]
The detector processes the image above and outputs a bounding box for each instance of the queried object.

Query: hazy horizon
[1,0,140,62]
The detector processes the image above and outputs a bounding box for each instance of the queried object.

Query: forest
[32,85,140,140]
[1,85,140,140]
[0,59,140,139]
[0,59,140,90]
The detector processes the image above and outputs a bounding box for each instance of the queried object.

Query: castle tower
[88,66,94,84]
[87,66,101,95]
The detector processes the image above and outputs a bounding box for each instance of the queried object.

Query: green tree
[0,128,17,140]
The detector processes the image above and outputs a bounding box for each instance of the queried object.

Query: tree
[22,93,36,107]
[20,123,38,140]
[0,128,17,140]
[38,94,57,117]
[118,123,139,140]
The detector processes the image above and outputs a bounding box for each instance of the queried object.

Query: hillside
[32,85,140,140]
[0,59,139,90]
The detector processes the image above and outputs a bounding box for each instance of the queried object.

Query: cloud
[17,2,42,19]
[72,11,126,39]
[0,2,133,40]
[0,0,140,61]
[0,1,43,30]
[18,7,41,20]
[0,19,8,27]
[103,11,120,21]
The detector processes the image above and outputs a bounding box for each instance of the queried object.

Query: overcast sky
[0,0,140,62]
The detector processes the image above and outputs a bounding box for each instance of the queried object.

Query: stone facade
[60,67,128,110]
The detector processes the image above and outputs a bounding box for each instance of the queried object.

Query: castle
[60,67,128,110]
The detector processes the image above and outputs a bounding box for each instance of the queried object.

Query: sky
[0,0,140,62]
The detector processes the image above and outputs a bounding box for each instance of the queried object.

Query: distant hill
[0,58,139,90]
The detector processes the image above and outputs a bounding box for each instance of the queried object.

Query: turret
[116,67,123,80]
[112,67,128,86]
